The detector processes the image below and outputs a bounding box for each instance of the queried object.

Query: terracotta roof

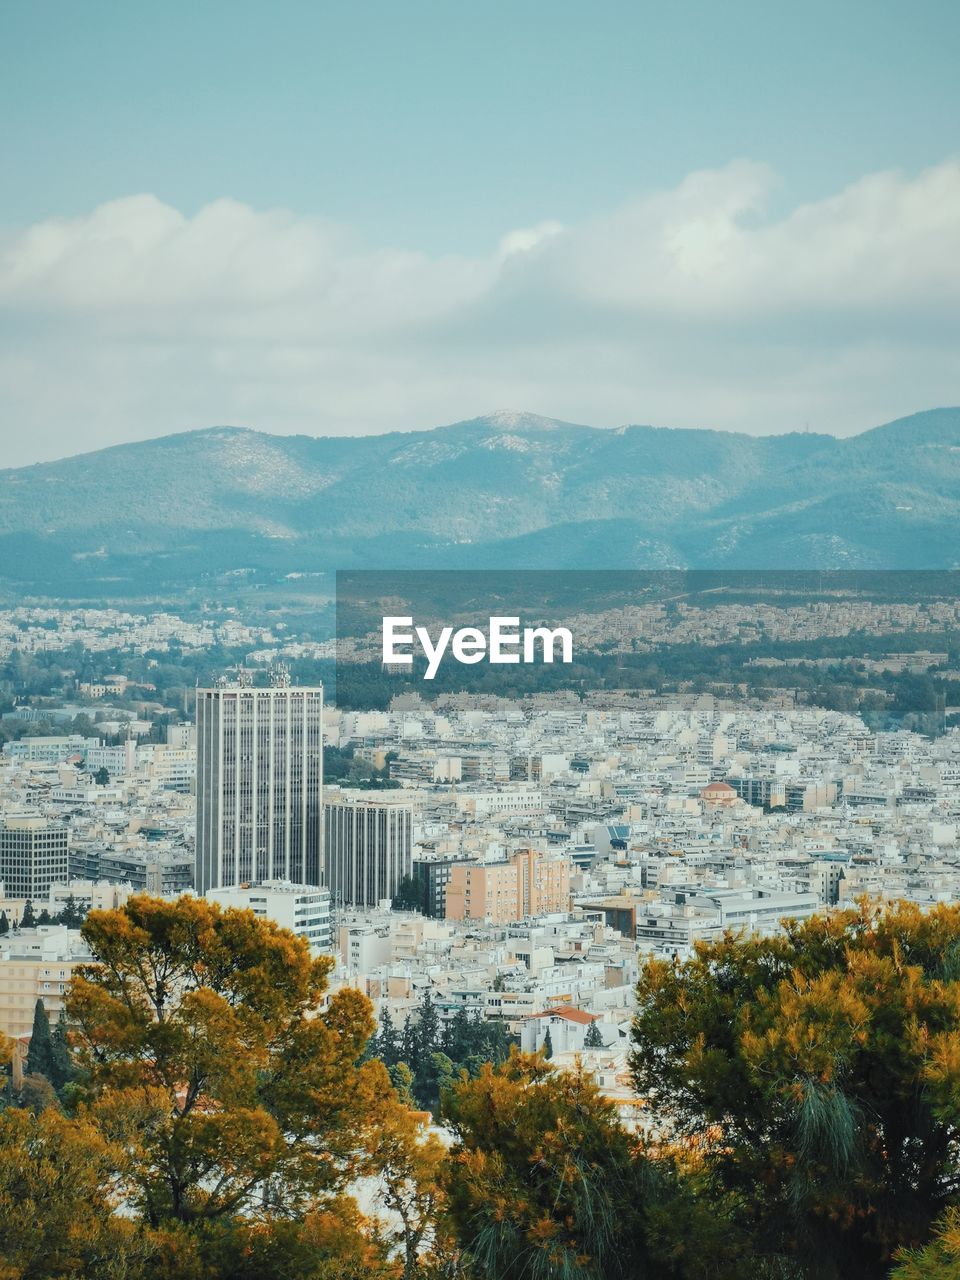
[528,1004,599,1025]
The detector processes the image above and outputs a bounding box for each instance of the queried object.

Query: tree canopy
[67,894,387,1229]
[631,900,960,1278]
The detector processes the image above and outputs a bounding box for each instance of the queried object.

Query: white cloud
[1,158,959,464]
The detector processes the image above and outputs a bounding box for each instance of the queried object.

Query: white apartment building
[205,880,332,950]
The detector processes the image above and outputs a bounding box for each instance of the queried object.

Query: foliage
[0,1106,143,1279]
[443,1052,658,1280]
[630,899,960,1277]
[893,1206,960,1279]
[25,999,54,1082]
[58,894,86,928]
[67,894,387,1229]
[50,1016,74,1093]
[583,1021,603,1049]
[16,1072,59,1115]
[370,996,511,1113]
[366,1096,450,1279]
[324,744,399,789]
[394,874,430,913]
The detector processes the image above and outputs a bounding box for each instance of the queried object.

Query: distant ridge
[1,408,958,594]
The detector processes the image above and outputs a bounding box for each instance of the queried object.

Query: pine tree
[0,910,8,936]
[584,1020,604,1048]
[399,1015,418,1072]
[414,992,443,1110]
[21,900,36,929]
[25,999,55,1082]
[542,1026,554,1059]
[416,991,440,1063]
[485,1017,510,1065]
[443,1004,474,1060]
[50,1016,73,1092]
[37,908,52,926]
[376,1006,400,1067]
[443,1053,664,1280]
[58,894,83,928]
[392,874,426,913]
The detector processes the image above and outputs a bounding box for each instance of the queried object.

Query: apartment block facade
[445,848,572,923]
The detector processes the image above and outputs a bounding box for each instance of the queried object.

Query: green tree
[94,766,110,786]
[59,893,85,928]
[393,875,426,913]
[51,1014,74,1093]
[20,900,36,929]
[388,1061,417,1108]
[541,1027,553,1059]
[444,1053,660,1280]
[375,1007,400,1068]
[412,992,443,1110]
[583,1021,603,1049]
[630,900,960,1278]
[25,997,55,1083]
[0,910,8,936]
[399,1015,418,1073]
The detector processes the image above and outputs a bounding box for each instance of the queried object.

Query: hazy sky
[2,0,959,465]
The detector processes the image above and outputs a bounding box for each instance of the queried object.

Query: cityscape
[5,1,960,1276]
[2,584,960,1275]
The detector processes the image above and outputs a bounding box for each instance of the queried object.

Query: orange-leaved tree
[64,894,399,1270]
[0,1105,144,1280]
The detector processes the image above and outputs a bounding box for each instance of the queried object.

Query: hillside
[0,408,958,595]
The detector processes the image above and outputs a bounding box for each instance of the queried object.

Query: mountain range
[1,408,959,596]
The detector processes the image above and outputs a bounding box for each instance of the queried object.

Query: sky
[1,0,959,465]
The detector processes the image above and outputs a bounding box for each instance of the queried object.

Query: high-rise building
[195,675,323,894]
[323,790,414,907]
[0,816,69,899]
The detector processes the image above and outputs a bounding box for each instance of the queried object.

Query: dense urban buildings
[195,673,324,893]
[4,602,960,1085]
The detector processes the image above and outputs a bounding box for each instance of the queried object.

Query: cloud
[1,158,959,463]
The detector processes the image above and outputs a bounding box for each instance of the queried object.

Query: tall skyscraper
[323,790,413,907]
[0,816,69,900]
[196,673,323,894]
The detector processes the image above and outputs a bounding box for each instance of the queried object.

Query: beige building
[0,879,136,928]
[0,927,91,1038]
[445,848,571,923]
